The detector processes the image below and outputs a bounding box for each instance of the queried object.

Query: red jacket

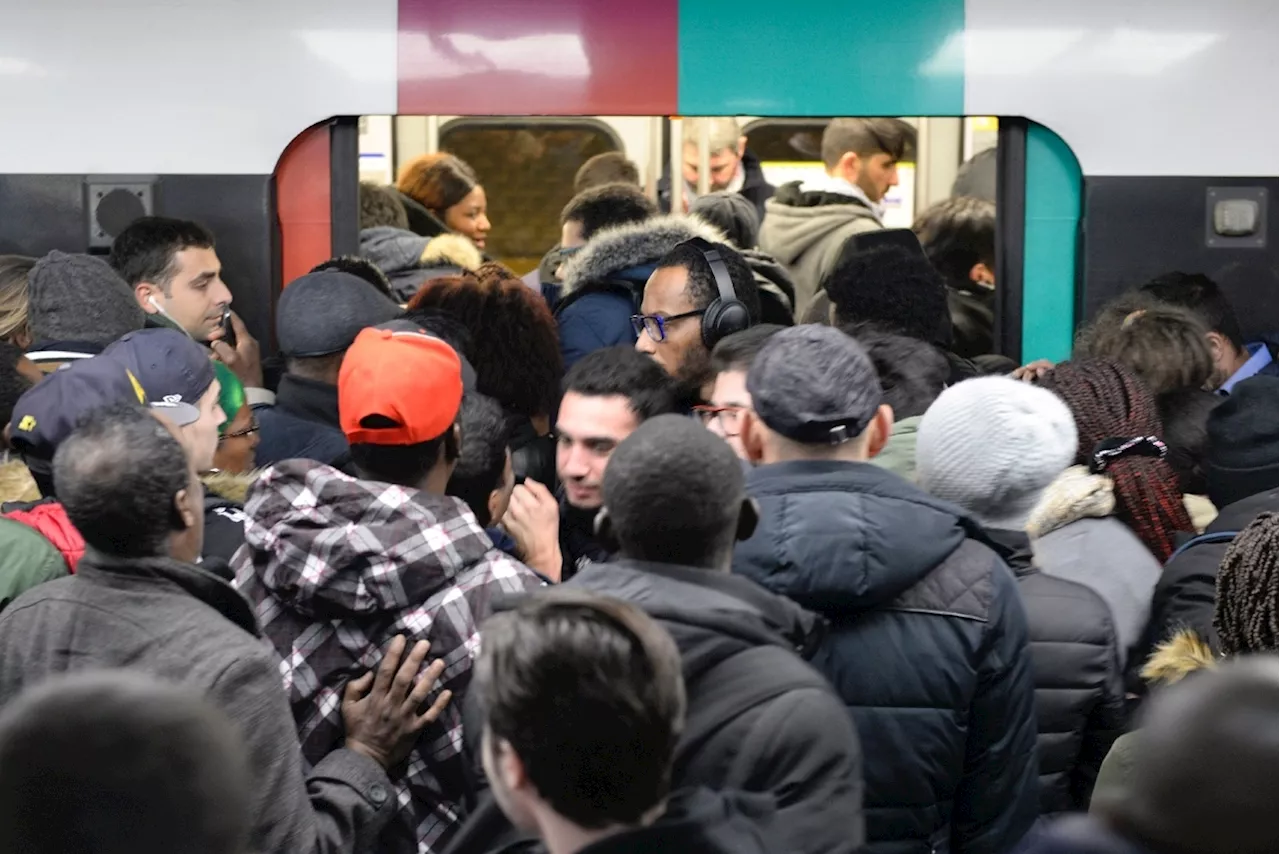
[5,502,85,572]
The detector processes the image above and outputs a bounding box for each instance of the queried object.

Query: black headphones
[682,237,751,349]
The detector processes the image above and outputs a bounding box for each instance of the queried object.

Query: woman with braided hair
[1025,360,1190,673]
[1037,359,1194,562]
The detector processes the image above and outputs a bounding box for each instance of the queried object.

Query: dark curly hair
[1214,511,1278,656]
[406,262,562,419]
[1038,359,1194,562]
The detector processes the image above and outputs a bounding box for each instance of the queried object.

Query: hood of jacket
[0,459,39,505]
[735,460,975,615]
[759,181,881,269]
[741,248,797,314]
[1141,629,1215,687]
[1027,465,1117,539]
[560,215,726,296]
[421,232,482,271]
[201,469,259,505]
[579,788,775,854]
[359,226,430,275]
[236,457,499,619]
[565,559,827,677]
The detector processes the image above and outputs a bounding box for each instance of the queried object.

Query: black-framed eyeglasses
[631,310,706,343]
[220,418,260,443]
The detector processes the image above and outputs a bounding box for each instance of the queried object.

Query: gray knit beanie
[28,251,145,347]
[917,376,1078,530]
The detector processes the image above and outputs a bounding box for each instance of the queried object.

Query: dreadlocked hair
[1213,511,1278,656]
[1038,359,1193,562]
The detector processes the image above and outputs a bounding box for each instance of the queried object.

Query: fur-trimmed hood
[560,215,726,296]
[201,469,260,505]
[420,233,482,271]
[1141,629,1216,687]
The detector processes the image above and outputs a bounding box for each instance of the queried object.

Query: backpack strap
[1167,530,1239,564]
[672,644,831,786]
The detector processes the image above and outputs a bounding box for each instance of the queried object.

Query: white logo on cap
[163,394,183,404]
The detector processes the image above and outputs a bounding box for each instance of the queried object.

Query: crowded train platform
[0,117,1274,854]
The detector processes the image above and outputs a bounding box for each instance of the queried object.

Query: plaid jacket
[232,459,543,854]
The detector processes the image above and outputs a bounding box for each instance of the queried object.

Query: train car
[0,0,1274,362]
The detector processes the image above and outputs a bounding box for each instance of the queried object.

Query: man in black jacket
[732,325,1040,854]
[1147,376,1279,650]
[474,589,775,854]
[450,415,864,854]
[917,376,1127,815]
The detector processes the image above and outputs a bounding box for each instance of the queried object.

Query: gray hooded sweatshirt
[758,180,882,316]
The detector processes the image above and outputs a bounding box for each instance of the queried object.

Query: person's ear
[593,508,619,552]
[969,262,995,287]
[736,496,760,542]
[487,489,504,528]
[1205,331,1230,366]
[135,282,161,314]
[740,410,768,465]
[173,488,197,532]
[736,135,748,159]
[442,422,463,467]
[864,404,896,459]
[836,150,861,183]
[496,737,529,792]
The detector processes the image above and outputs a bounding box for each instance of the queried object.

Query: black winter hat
[689,191,760,250]
[275,271,400,358]
[1206,375,1279,509]
[824,241,953,349]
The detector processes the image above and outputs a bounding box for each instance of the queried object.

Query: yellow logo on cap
[17,415,35,432]
[126,369,147,404]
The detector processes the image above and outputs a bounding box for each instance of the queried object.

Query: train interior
[355,115,1001,275]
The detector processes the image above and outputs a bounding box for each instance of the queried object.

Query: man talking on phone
[110,216,269,402]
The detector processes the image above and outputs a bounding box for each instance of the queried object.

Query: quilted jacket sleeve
[952,558,1041,854]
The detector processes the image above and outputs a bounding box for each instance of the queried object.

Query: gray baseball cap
[746,325,882,445]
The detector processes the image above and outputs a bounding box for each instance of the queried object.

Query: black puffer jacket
[448,560,865,854]
[1143,487,1278,655]
[733,461,1040,854]
[986,529,1127,814]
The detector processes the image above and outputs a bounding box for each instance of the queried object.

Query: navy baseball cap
[100,329,215,423]
[9,357,151,470]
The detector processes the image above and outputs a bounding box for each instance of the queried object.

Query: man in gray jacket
[0,402,451,854]
[758,118,915,315]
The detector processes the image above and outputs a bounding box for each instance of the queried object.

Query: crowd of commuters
[0,116,1274,854]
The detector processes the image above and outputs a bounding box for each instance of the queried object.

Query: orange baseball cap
[338,326,464,446]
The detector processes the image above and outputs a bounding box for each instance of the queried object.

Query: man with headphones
[634,237,762,406]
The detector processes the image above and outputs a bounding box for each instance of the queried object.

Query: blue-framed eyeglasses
[630,310,706,342]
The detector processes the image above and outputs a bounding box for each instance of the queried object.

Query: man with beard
[501,347,678,582]
[634,239,761,407]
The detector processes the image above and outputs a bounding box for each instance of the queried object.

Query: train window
[743,118,920,228]
[437,119,621,273]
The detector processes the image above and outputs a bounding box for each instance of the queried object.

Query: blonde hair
[680,117,742,156]
[0,255,35,343]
